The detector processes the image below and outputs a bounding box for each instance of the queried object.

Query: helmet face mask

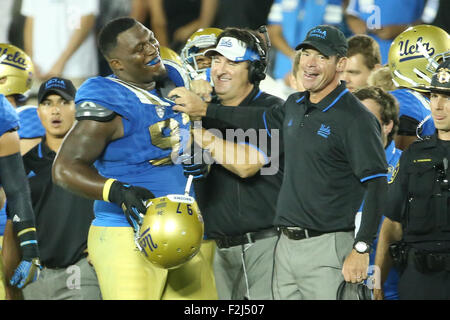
[181,28,223,78]
[388,25,450,90]
[138,195,204,269]
[0,43,34,98]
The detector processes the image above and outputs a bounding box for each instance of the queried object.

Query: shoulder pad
[76,101,116,122]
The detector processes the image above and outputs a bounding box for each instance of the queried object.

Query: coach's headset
[247,26,270,84]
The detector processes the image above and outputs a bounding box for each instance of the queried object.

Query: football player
[52,17,216,300]
[181,27,223,81]
[0,44,44,299]
[388,25,450,150]
[0,95,41,298]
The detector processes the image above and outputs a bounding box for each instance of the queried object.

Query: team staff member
[375,60,450,300]
[17,78,100,300]
[171,25,388,299]
[178,27,284,300]
[340,35,381,93]
[0,95,41,297]
[53,17,216,300]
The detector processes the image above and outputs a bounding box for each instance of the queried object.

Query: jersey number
[148,114,190,166]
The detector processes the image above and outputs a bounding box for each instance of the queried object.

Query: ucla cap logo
[218,38,233,48]
[309,28,327,40]
[45,78,66,89]
[398,37,435,62]
[0,47,28,70]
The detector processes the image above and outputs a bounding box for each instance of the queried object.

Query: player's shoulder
[0,94,19,129]
[390,88,428,106]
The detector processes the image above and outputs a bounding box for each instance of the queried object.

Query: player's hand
[190,80,213,102]
[342,249,369,283]
[169,87,208,117]
[10,258,42,289]
[180,151,210,180]
[108,181,155,231]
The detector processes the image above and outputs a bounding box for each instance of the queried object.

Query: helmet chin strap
[184,174,194,196]
[416,114,432,140]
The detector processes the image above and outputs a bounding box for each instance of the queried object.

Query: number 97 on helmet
[138,194,204,269]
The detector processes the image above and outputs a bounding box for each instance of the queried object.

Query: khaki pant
[214,236,278,300]
[22,257,101,300]
[273,231,353,300]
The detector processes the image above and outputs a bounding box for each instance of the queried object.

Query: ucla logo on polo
[317,124,331,138]
[309,29,327,40]
[398,36,435,62]
[0,47,28,69]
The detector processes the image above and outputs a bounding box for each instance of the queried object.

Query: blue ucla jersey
[16,105,45,139]
[75,76,192,227]
[0,95,19,235]
[268,0,343,80]
[356,140,401,299]
[0,94,19,136]
[346,0,425,64]
[390,88,435,136]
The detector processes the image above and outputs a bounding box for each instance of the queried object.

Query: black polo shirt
[195,86,285,238]
[206,82,387,233]
[22,138,94,268]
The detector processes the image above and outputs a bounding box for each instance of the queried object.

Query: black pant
[398,251,450,300]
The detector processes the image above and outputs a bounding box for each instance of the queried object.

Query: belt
[280,226,326,240]
[215,228,280,249]
[408,248,450,273]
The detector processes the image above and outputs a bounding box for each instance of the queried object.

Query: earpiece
[247,27,269,84]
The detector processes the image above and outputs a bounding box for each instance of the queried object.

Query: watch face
[355,242,368,253]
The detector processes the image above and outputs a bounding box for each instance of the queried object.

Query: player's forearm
[52,157,106,201]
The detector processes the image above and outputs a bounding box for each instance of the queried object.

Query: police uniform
[385,61,450,300]
[75,74,216,300]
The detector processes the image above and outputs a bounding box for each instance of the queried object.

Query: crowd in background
[1,0,448,99]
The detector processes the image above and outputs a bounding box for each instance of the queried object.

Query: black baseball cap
[429,60,450,94]
[38,77,76,104]
[295,25,348,57]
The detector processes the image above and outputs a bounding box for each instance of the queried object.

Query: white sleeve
[20,0,35,17]
[71,0,100,16]
[267,0,283,25]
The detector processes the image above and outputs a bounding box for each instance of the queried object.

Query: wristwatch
[354,241,371,254]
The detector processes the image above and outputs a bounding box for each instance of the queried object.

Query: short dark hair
[347,35,381,70]
[98,17,137,58]
[216,27,267,63]
[354,86,399,144]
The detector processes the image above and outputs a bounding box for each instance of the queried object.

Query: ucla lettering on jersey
[75,76,192,227]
